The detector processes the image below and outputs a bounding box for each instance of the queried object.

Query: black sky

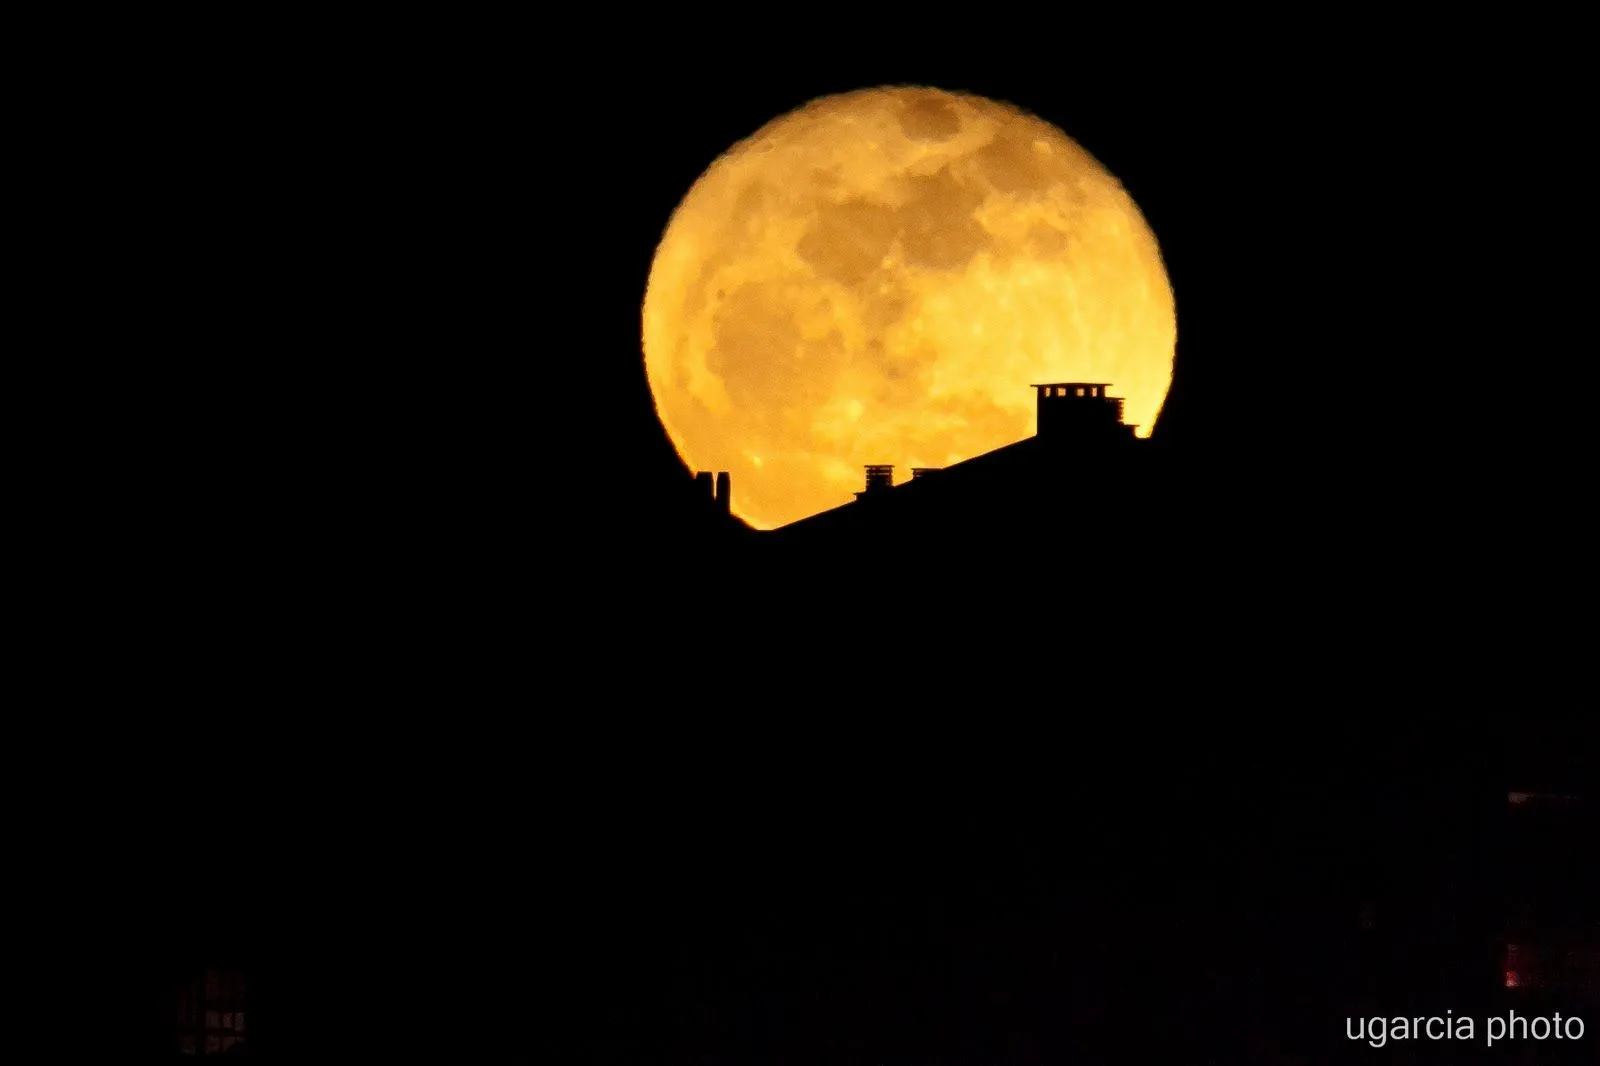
[117,21,1596,584]
[88,16,1596,1062]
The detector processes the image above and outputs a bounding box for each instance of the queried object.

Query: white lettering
[1354,1009,1582,1047]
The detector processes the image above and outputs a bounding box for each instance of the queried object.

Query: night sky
[117,21,1594,591]
[87,16,1594,1062]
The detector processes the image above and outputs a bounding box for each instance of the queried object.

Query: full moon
[643,86,1176,530]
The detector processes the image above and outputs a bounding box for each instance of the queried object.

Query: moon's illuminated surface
[643,86,1176,530]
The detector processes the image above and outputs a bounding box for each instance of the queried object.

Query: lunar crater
[897,97,963,141]
[799,198,899,273]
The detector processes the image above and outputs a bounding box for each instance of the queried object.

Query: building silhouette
[1504,788,1598,1008]
[171,966,249,1056]
[1031,381,1139,442]
[690,470,733,517]
[771,381,1151,550]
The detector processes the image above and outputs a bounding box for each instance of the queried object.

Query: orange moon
[643,86,1176,530]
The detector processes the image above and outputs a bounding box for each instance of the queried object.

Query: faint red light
[1504,970,1520,988]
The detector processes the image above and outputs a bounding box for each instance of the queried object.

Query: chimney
[910,467,941,480]
[715,471,731,515]
[694,471,713,500]
[855,465,895,500]
[1030,382,1134,441]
